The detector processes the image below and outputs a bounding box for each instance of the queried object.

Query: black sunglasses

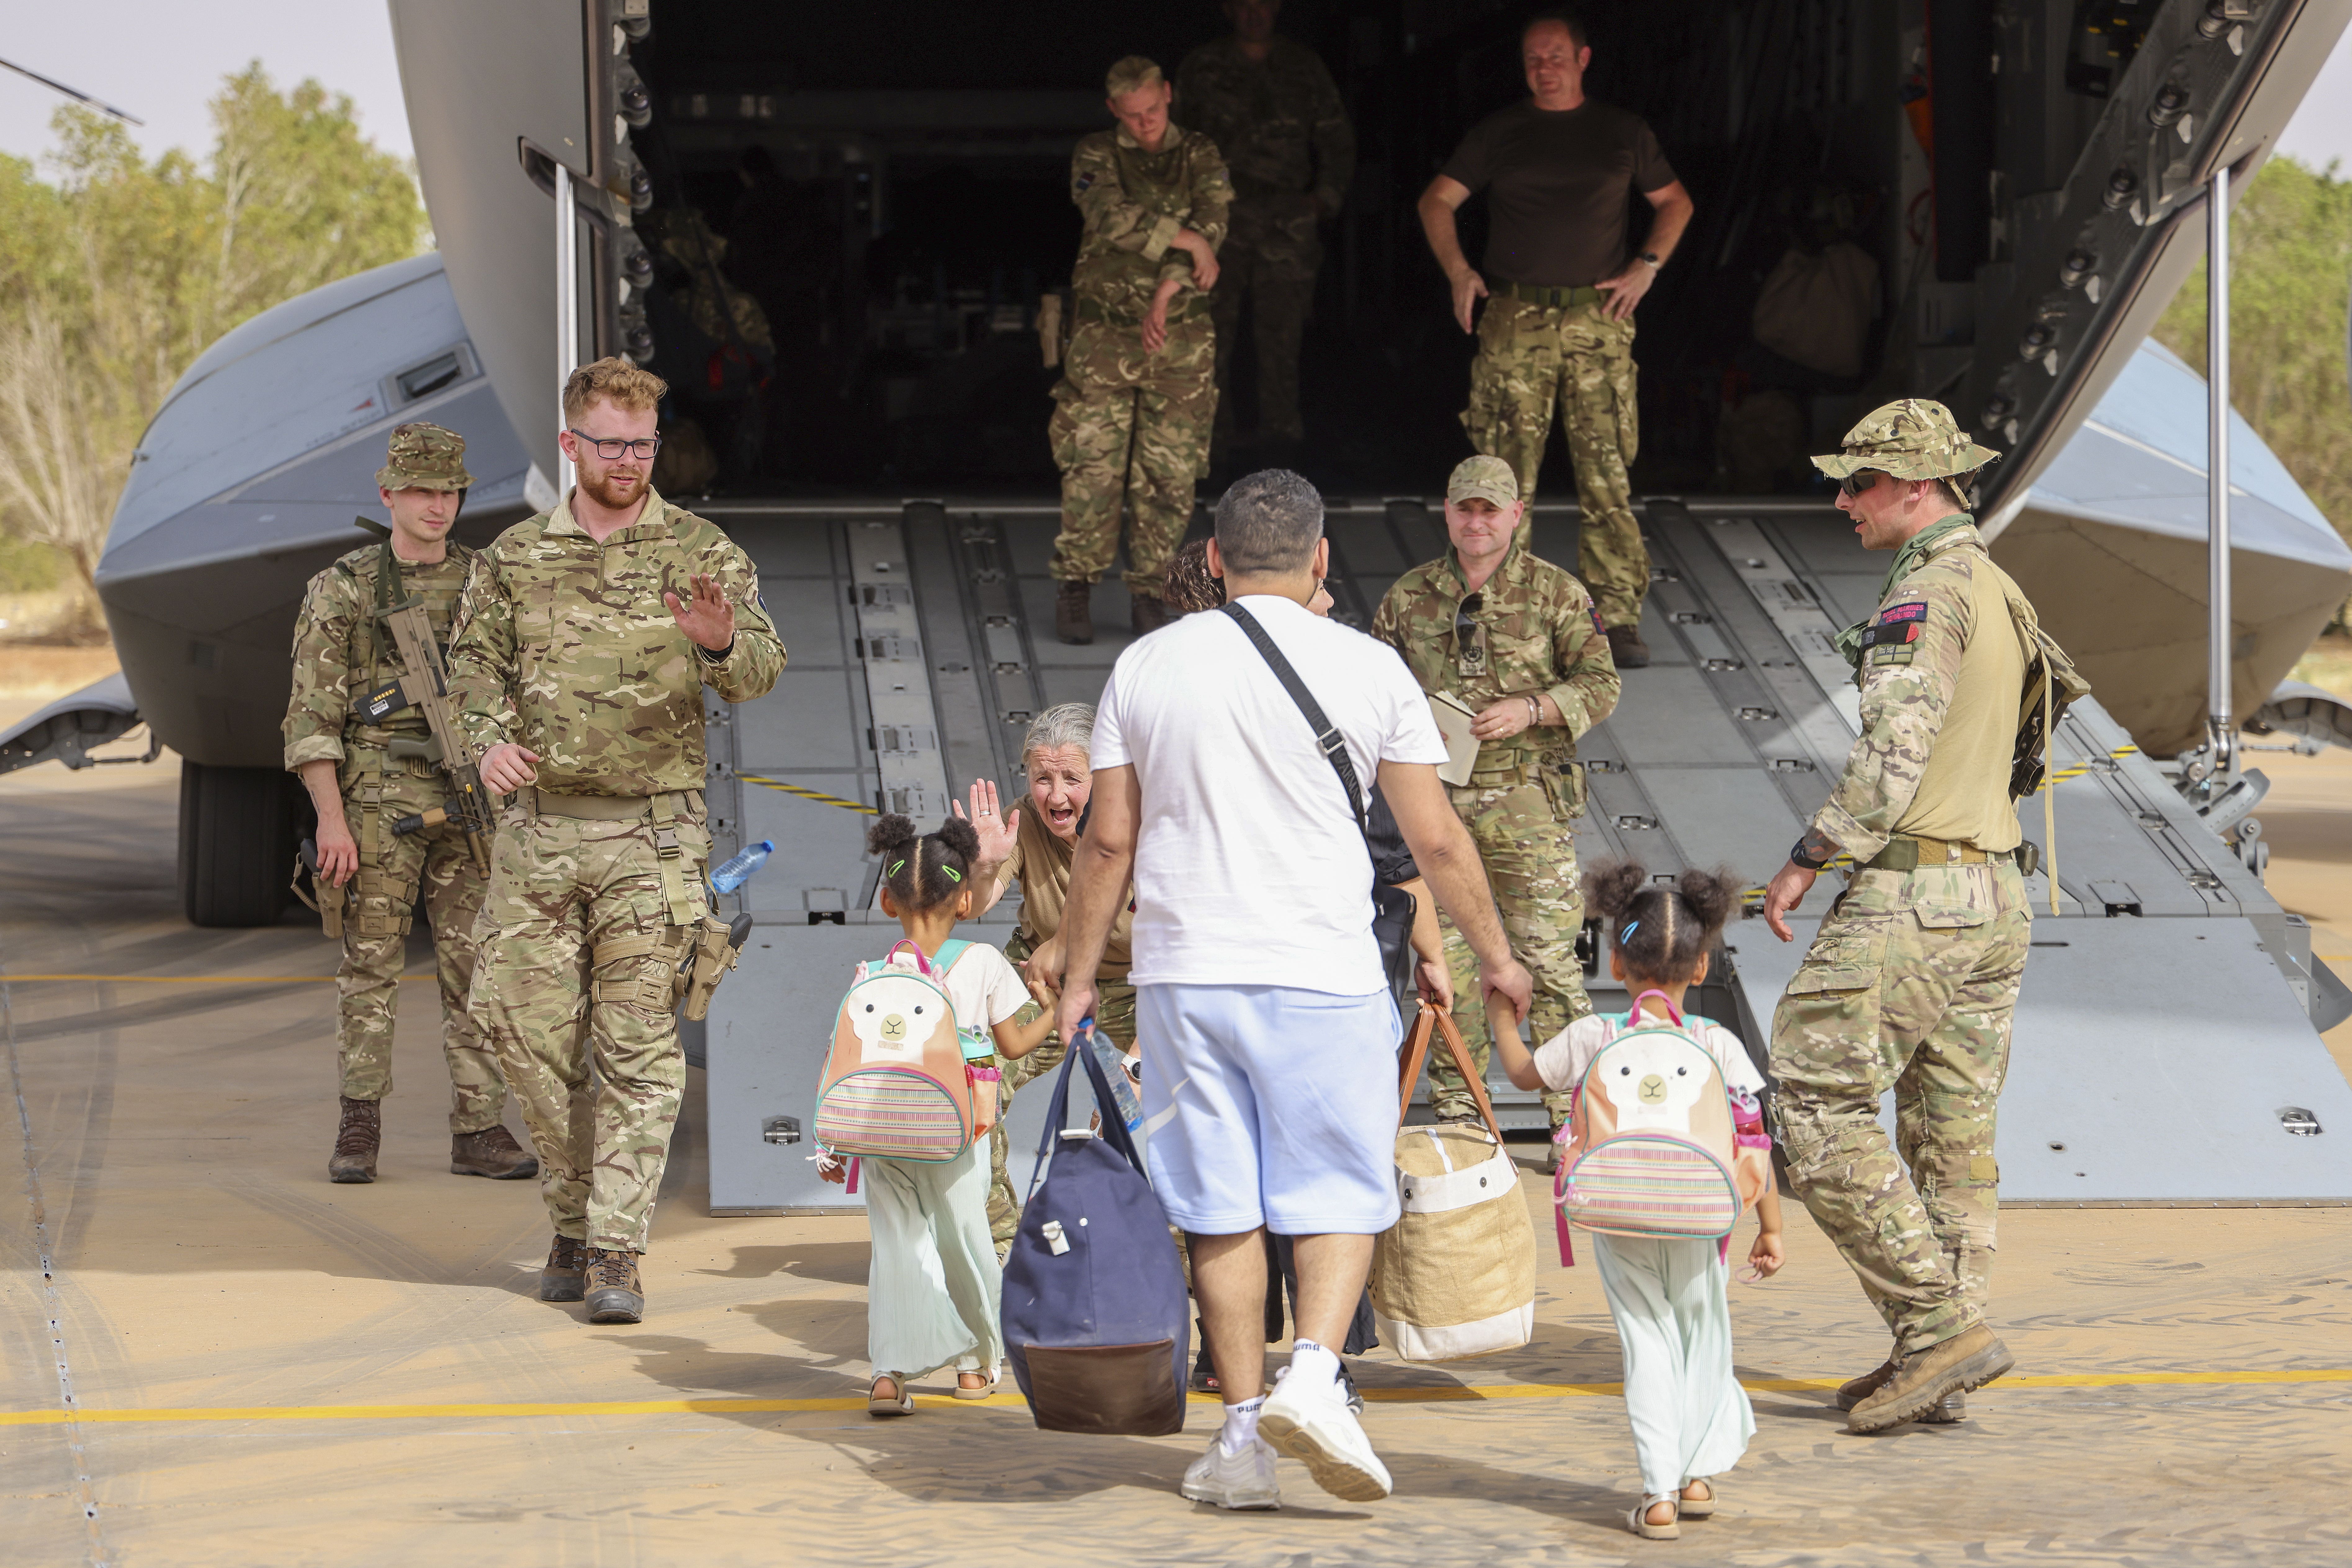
[1839,470,1884,500]
[1454,592,1484,637]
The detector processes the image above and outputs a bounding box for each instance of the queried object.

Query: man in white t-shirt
[1053,468,1533,1510]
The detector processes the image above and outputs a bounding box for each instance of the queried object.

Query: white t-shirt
[936,941,1033,1043]
[1532,1008,1767,1098]
[1089,594,1449,993]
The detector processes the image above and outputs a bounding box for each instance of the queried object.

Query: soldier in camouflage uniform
[1049,55,1233,645]
[1372,456,1620,1127]
[1176,1,1352,457]
[284,423,534,1187]
[1416,15,1695,667]
[448,358,784,1325]
[1760,400,2030,1432]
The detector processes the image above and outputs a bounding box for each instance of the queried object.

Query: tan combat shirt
[446,489,784,797]
[1371,541,1621,783]
[1069,123,1232,326]
[990,806,1135,979]
[283,541,479,776]
[1815,520,2026,859]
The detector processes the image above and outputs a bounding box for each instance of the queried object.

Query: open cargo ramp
[701,496,2352,1212]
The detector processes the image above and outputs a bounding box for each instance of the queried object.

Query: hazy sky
[2,4,2350,176]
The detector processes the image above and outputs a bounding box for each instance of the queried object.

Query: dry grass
[0,644,120,699]
[2289,630,2352,703]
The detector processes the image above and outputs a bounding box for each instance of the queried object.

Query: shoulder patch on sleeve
[1590,606,1607,637]
[1877,601,1927,623]
[1074,172,1095,193]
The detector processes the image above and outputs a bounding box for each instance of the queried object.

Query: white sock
[1218,1395,1266,1454]
[1290,1338,1341,1394]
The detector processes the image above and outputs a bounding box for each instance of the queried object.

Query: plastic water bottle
[1082,1020,1145,1134]
[709,839,774,896]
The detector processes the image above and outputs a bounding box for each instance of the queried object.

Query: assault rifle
[345,518,495,873]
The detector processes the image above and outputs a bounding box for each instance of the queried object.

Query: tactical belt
[519,786,706,927]
[1867,834,2014,872]
[1505,282,1602,308]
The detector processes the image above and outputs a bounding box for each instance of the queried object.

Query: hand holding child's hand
[1025,974,1060,1012]
[1747,1228,1786,1279]
[816,1153,847,1186]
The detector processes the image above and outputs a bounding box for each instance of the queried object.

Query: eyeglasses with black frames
[567,429,663,461]
[1839,469,1884,500]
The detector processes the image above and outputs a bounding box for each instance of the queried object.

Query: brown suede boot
[451,1125,539,1180]
[328,1097,380,1184]
[585,1248,645,1323]
[1834,1358,1896,1411]
[1130,591,1168,635]
[1849,1323,2013,1432]
[1605,623,1651,668]
[1055,579,1094,645]
[541,1235,588,1302]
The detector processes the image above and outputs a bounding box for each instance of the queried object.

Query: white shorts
[1136,983,1403,1236]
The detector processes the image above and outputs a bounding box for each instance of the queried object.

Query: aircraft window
[395,352,466,403]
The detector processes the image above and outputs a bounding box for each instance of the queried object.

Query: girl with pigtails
[1492,860,1787,1541]
[821,813,1059,1416]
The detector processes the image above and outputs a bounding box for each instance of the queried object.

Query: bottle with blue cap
[709,838,774,896]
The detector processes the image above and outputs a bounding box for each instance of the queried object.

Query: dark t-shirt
[1365,783,1418,887]
[1440,99,1678,287]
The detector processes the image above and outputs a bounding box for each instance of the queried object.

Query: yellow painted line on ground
[736,773,877,814]
[2,974,430,984]
[5,1368,2346,1427]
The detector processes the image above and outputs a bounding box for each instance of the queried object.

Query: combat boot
[450,1125,539,1180]
[1130,591,1168,635]
[1849,1323,2013,1432]
[328,1097,380,1184]
[1834,1358,1896,1411]
[1055,580,1094,645]
[541,1234,588,1302]
[1605,623,1651,669]
[584,1247,645,1323]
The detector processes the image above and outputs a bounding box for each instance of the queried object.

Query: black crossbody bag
[1220,602,1419,1008]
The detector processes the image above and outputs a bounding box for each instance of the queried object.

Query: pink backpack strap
[1552,1123,1576,1267]
[881,938,934,976]
[1627,989,1684,1026]
[845,1157,861,1195]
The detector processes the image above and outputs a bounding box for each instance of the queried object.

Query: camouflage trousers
[1209,210,1317,445]
[332,767,509,1134]
[468,798,711,1253]
[1048,312,1216,597]
[1461,297,1648,628]
[1428,775,1593,1125]
[986,928,1136,1252]
[1768,863,2030,1356]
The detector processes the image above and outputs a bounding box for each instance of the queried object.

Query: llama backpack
[812,939,978,1162]
[1553,991,1773,1260]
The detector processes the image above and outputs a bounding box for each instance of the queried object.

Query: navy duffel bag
[1000,1028,1189,1435]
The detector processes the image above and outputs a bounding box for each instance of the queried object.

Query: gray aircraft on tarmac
[7,0,2352,1208]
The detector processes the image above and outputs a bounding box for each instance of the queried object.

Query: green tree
[0,64,427,606]
[2154,154,2352,548]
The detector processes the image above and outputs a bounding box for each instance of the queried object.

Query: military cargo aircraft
[7,0,2352,1205]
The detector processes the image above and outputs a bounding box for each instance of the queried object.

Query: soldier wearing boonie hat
[282,420,533,1190]
[1759,397,2034,1433]
[1372,452,1621,1132]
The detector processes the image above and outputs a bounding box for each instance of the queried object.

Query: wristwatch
[1788,836,1831,872]
[1637,251,1662,269]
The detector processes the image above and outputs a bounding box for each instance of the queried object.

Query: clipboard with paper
[1428,690,1481,787]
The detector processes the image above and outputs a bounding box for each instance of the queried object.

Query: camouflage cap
[376,422,474,491]
[1105,55,1164,98]
[1447,454,1520,507]
[1812,398,2000,482]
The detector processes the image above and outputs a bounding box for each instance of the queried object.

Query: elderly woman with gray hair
[958,701,1135,1250]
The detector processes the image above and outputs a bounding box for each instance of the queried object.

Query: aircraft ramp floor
[3,763,2351,1564]
[697,496,2352,1211]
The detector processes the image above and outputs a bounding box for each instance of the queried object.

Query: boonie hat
[1811,398,1999,483]
[376,422,474,491]
[1105,56,1164,98]
[1447,454,1520,508]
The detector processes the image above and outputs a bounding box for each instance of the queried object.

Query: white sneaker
[1180,1434,1281,1510]
[1259,1359,1392,1501]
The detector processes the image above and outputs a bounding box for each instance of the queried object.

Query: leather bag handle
[1394,1004,1438,1123]
[1397,1001,1513,1149]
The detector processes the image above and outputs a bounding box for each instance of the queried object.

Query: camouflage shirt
[1812,519,2026,860]
[1371,542,1620,777]
[283,540,480,772]
[1175,37,1353,212]
[1069,123,1232,326]
[446,489,784,796]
